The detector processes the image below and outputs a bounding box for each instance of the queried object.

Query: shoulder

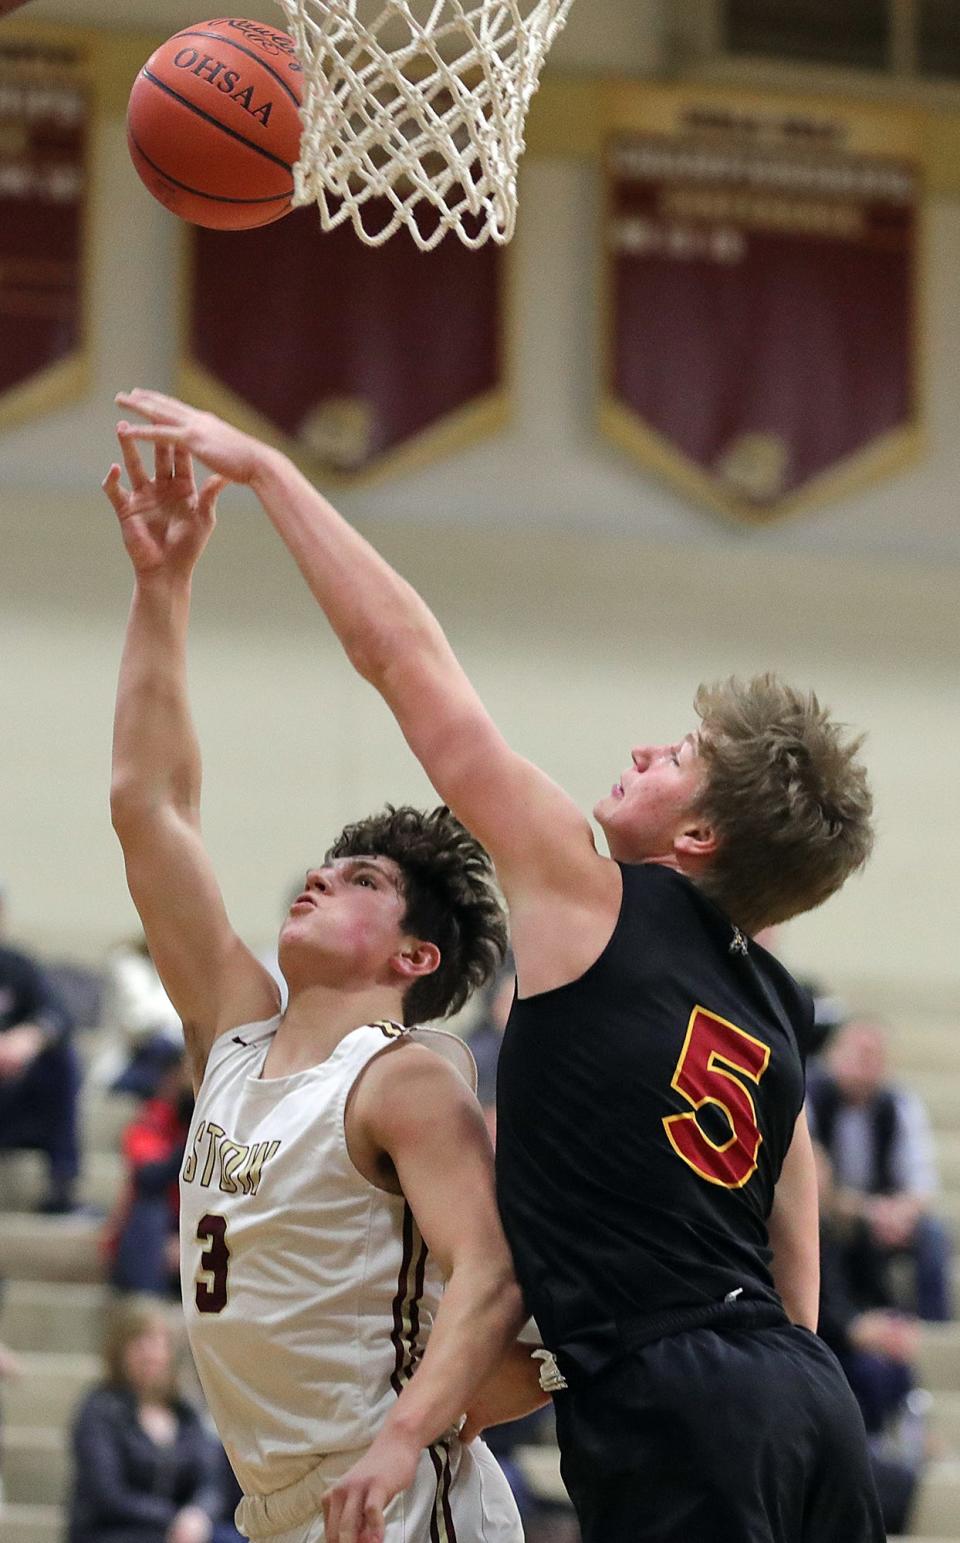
[74,1383,130,1425]
[352,1036,481,1144]
[358,1036,473,1102]
[0,944,41,980]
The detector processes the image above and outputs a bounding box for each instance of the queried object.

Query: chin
[593,797,612,826]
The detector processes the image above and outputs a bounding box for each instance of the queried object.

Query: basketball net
[273,0,575,250]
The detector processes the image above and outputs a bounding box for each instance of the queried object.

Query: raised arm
[114,393,620,993]
[104,431,279,1083]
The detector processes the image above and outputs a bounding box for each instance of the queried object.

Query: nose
[305,868,329,894]
[631,746,654,771]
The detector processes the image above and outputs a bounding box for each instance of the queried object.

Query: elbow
[449,1252,525,1337]
[347,615,436,691]
[110,779,144,835]
[110,777,164,836]
[482,1263,527,1340]
[111,770,198,835]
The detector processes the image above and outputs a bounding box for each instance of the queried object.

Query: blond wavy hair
[692,675,873,934]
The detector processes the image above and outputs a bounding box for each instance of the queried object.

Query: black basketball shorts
[553,1321,885,1543]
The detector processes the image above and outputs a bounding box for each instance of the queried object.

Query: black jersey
[495,862,813,1378]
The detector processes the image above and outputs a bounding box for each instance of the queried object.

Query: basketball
[126,17,304,231]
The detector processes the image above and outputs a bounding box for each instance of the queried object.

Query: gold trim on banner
[597,82,925,524]
[176,177,513,488]
[600,79,924,157]
[0,354,89,434]
[178,362,509,492]
[600,399,924,527]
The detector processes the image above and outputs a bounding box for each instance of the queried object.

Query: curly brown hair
[692,675,874,934]
[325,805,508,1025]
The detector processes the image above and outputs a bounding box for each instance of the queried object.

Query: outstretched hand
[102,423,225,583]
[114,389,267,486]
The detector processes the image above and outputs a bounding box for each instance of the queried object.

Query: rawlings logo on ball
[200,17,303,65]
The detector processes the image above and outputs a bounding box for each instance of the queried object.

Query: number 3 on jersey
[663,1007,771,1189]
[195,1213,230,1313]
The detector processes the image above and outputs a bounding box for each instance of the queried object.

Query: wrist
[135,570,194,601]
[248,443,293,498]
[380,1403,430,1452]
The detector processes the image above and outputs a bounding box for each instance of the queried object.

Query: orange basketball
[127,17,304,231]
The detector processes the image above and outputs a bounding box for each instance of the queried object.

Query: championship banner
[600,86,923,523]
[0,29,91,430]
[181,204,505,482]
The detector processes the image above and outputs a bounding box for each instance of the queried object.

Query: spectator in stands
[68,1295,241,1543]
[105,1046,193,1297]
[815,1141,924,1535]
[808,1016,952,1321]
[94,934,183,1097]
[0,922,81,1212]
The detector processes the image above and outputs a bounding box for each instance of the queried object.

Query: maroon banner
[0,32,89,423]
[601,88,922,521]
[182,203,504,479]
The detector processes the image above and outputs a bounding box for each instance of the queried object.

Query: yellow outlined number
[663,1007,771,1190]
[195,1213,230,1314]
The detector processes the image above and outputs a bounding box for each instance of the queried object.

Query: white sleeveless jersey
[179,1017,475,1499]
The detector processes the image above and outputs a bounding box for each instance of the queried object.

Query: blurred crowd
[0,891,954,1540]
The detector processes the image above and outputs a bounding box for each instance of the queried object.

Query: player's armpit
[768,1106,820,1331]
[116,804,280,1080]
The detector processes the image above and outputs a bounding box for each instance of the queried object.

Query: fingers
[174,440,193,481]
[323,1487,344,1543]
[116,421,183,445]
[115,387,190,424]
[101,463,128,516]
[325,1484,386,1543]
[153,439,175,481]
[116,423,150,490]
[338,1490,363,1543]
[199,474,228,517]
[323,1484,376,1543]
[361,1489,386,1543]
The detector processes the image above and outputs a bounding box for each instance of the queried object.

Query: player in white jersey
[103,428,546,1543]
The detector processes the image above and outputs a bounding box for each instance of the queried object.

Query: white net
[273,0,575,250]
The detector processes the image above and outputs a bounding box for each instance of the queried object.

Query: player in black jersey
[114,391,883,1543]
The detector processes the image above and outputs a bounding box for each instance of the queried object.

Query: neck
[271,980,406,1074]
[606,842,684,871]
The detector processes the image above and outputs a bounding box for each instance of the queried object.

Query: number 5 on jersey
[663,1007,771,1189]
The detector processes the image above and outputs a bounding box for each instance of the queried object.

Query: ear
[390,940,442,984]
[675,821,719,866]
